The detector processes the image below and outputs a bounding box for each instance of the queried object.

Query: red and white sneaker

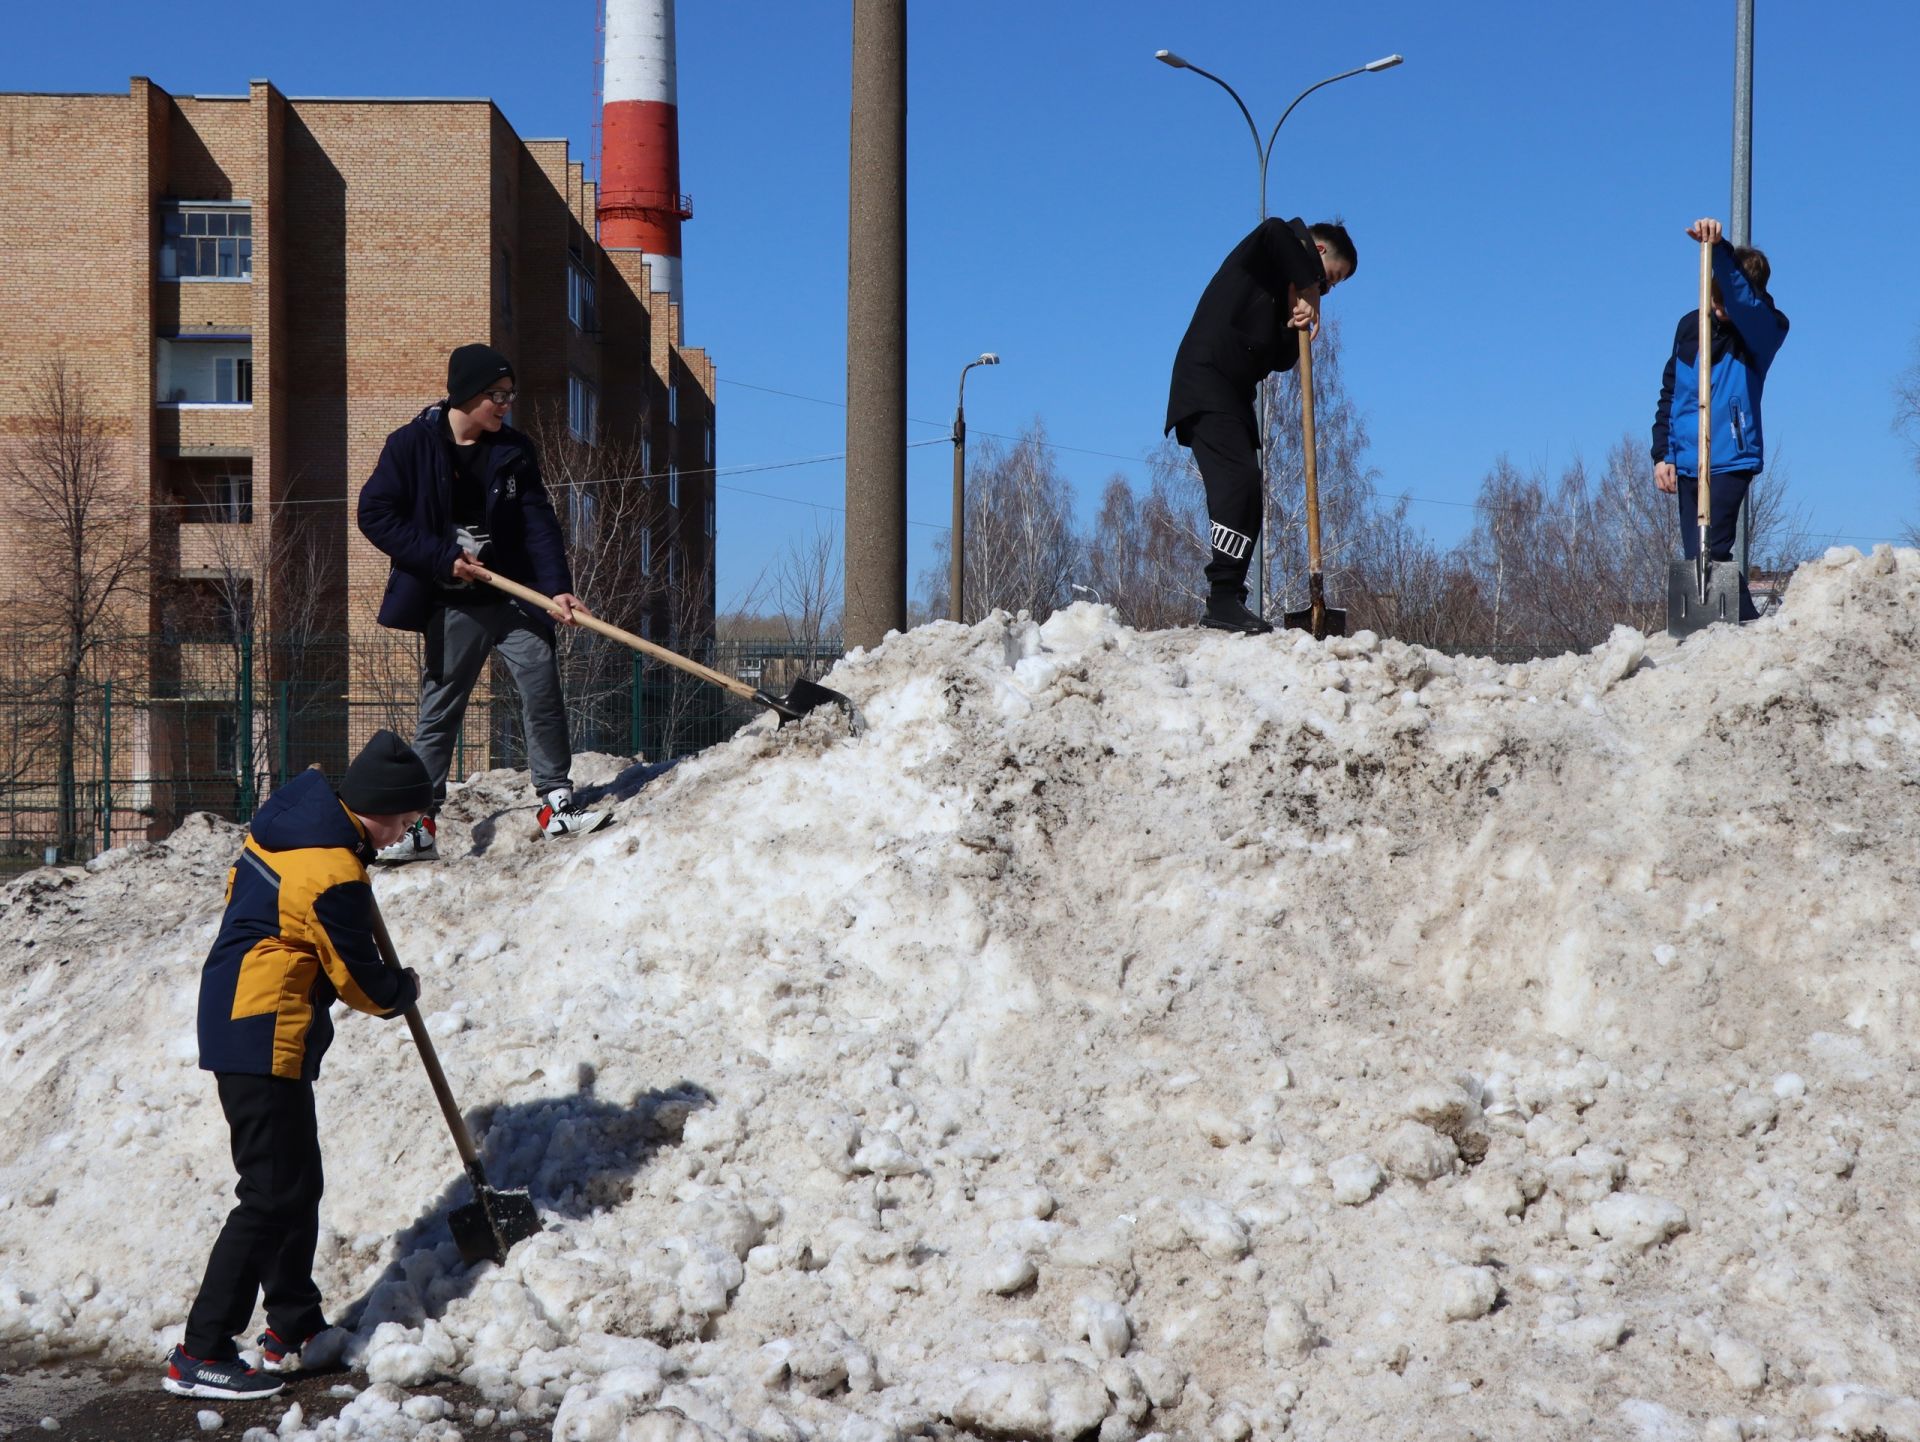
[255,1323,346,1373]
[537,788,610,839]
[375,814,437,864]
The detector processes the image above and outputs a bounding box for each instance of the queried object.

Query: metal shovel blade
[449,1176,542,1266]
[1666,557,1743,639]
[754,677,859,729]
[1282,602,1348,640]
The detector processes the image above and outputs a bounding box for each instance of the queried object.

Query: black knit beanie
[339,729,434,816]
[446,344,514,408]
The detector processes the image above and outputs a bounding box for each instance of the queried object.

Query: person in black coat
[356,345,606,860]
[1166,218,1357,633]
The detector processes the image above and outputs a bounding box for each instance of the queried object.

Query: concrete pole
[1731,0,1755,582]
[844,0,908,650]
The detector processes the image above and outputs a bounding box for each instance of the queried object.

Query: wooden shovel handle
[367,896,482,1169]
[471,565,754,702]
[1299,328,1324,576]
[1697,239,1712,532]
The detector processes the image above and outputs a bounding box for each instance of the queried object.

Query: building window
[498,246,514,330]
[567,261,598,333]
[568,374,597,444]
[703,423,714,465]
[667,544,679,590]
[157,340,253,406]
[668,466,680,509]
[639,525,652,577]
[568,487,597,543]
[187,470,252,523]
[667,384,678,426]
[704,495,714,538]
[160,204,251,281]
[215,713,238,775]
[641,432,652,480]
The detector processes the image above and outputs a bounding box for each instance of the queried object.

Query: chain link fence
[0,631,843,870]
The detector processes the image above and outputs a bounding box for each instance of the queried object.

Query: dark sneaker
[375,814,437,865]
[1201,592,1274,635]
[538,788,610,839]
[162,1345,284,1400]
[256,1323,345,1373]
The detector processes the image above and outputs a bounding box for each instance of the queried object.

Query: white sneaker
[538,789,609,839]
[375,815,437,864]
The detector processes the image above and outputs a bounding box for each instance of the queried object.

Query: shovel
[1667,237,1743,637]
[1283,326,1347,640]
[368,897,541,1266]
[472,566,857,729]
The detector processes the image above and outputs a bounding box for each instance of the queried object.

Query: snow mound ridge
[4,544,1920,1441]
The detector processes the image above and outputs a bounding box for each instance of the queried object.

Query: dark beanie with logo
[446,344,514,407]
[339,729,434,816]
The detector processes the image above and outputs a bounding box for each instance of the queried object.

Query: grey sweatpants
[414,597,572,808]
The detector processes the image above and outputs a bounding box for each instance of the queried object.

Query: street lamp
[952,352,1001,622]
[1156,46,1402,618]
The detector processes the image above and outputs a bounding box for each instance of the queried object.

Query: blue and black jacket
[357,403,574,634]
[1651,239,1789,478]
[197,769,416,1080]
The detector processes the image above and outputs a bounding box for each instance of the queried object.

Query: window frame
[568,373,598,445]
[159,201,253,283]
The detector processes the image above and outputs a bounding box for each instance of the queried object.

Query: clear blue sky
[9,3,1920,610]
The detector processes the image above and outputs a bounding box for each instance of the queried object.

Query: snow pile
[4,545,1920,1441]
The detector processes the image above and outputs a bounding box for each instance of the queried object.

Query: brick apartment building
[0,77,715,847]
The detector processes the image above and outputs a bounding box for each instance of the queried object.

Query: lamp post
[1155,47,1402,619]
[952,352,1000,622]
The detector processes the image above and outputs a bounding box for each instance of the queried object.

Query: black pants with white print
[184,1074,326,1360]
[1177,409,1263,597]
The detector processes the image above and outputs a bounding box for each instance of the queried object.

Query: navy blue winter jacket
[198,768,415,1080]
[1651,240,1789,478]
[357,403,574,633]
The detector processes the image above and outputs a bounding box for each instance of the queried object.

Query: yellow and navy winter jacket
[197,768,416,1080]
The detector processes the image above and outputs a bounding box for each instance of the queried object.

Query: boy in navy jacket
[1651,218,1789,619]
[165,731,428,1400]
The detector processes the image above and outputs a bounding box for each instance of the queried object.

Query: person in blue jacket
[1651,218,1789,620]
[164,731,428,1400]
[357,344,606,861]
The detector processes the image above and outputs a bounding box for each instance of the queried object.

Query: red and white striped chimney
[600,0,691,306]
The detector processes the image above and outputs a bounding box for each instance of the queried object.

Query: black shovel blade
[450,1185,542,1266]
[1667,558,1742,639]
[1282,604,1348,640]
[754,677,858,729]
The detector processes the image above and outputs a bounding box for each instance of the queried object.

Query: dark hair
[1310,221,1357,278]
[1733,244,1770,295]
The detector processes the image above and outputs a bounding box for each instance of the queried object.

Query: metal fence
[0,632,843,869]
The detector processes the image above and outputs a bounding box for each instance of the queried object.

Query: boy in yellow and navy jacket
[164,730,430,1401]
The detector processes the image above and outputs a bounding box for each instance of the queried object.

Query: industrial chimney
[600,0,690,307]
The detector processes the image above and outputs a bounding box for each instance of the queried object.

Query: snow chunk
[944,1361,1112,1442]
[1439,1266,1500,1321]
[1328,1154,1384,1205]
[1587,1193,1689,1252]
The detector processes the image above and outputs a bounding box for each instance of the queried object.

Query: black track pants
[183,1074,326,1360]
[1177,410,1263,596]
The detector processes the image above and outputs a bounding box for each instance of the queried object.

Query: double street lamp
[1156,46,1403,618]
[952,352,1001,622]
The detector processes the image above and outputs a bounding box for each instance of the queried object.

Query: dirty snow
[3,544,1920,1442]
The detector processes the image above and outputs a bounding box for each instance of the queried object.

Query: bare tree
[922,420,1080,622]
[767,523,842,649]
[6,359,145,858]
[178,492,339,811]
[1081,449,1210,631]
[1343,495,1481,647]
